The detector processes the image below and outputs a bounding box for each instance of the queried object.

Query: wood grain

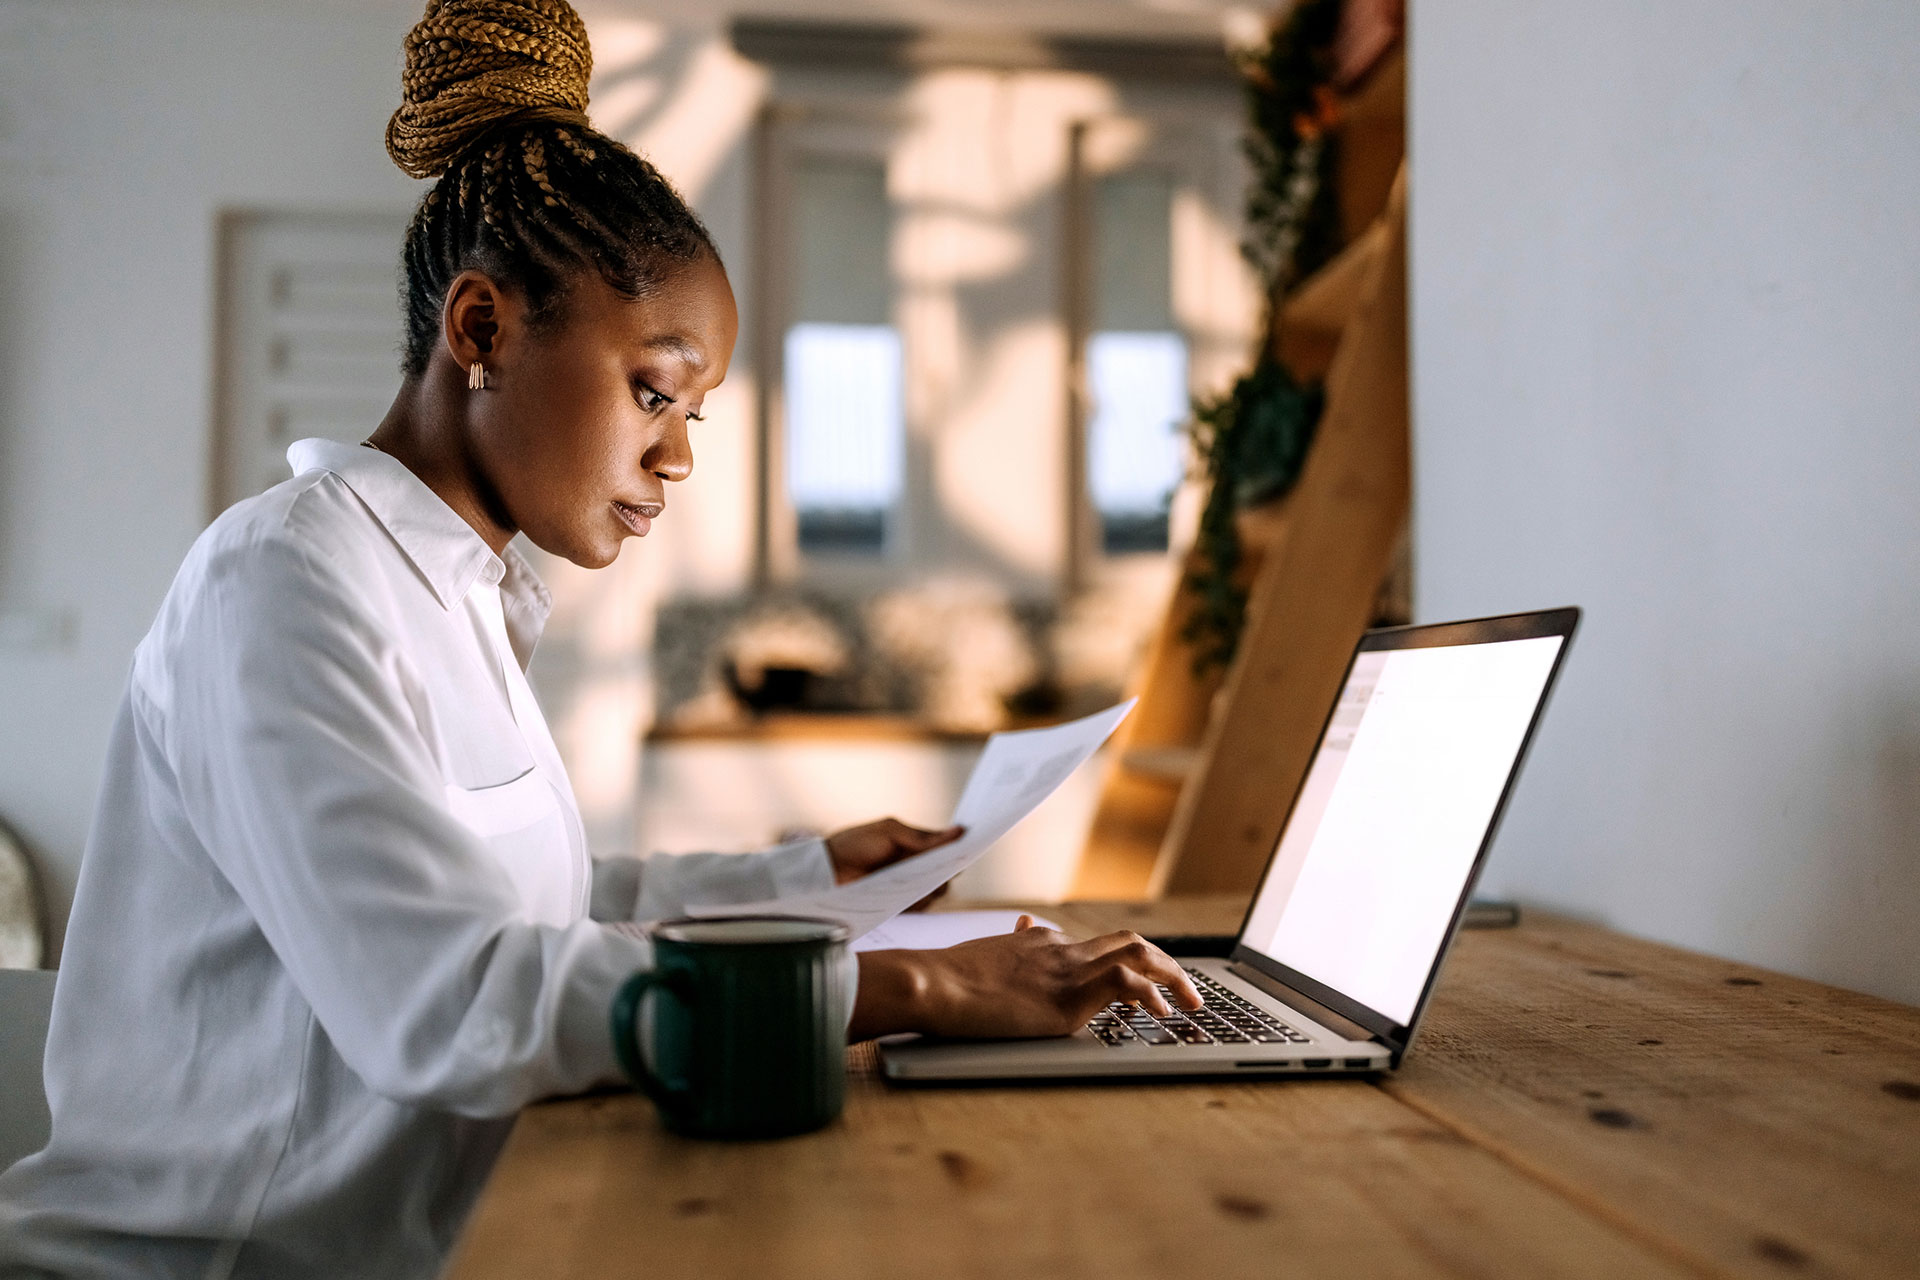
[447,1047,1689,1280]
[445,900,1920,1280]
[1387,915,1920,1280]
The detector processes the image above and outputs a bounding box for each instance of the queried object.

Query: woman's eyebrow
[639,335,705,372]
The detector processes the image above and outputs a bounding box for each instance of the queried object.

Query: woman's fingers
[884,818,965,851]
[1071,931,1203,1009]
[1106,962,1175,1016]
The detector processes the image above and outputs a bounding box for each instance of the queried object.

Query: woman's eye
[633,383,670,413]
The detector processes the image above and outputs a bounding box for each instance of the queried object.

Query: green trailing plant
[1238,0,1347,296]
[1182,360,1323,673]
[1180,0,1345,674]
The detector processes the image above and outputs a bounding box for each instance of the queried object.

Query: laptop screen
[1237,632,1564,1026]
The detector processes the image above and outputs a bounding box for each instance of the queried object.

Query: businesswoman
[0,2,1197,1276]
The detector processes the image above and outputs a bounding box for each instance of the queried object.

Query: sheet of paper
[686,700,1134,939]
[851,910,1061,953]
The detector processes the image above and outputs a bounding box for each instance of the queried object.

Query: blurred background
[1,0,1917,1008]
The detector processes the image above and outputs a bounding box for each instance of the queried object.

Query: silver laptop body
[881,608,1580,1083]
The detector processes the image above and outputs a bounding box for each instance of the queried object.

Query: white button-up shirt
[0,439,836,1279]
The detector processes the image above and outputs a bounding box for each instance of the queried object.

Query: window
[1086,170,1187,555]
[751,79,1251,592]
[783,157,902,556]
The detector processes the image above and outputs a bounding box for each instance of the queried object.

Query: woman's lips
[612,500,658,536]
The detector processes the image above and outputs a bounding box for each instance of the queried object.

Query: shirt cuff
[764,835,837,898]
[556,923,655,1091]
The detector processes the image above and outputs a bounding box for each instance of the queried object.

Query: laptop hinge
[1227,961,1377,1043]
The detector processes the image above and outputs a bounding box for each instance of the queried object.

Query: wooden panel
[1273,216,1389,382]
[1335,46,1406,242]
[1387,914,1920,1280]
[1070,503,1294,899]
[1153,174,1410,896]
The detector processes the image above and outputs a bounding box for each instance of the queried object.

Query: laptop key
[1135,1026,1178,1045]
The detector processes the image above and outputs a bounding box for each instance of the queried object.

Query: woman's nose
[647,418,694,483]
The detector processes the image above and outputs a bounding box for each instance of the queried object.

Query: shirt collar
[284,440,553,641]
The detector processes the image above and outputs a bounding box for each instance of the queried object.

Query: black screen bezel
[1226,607,1581,1060]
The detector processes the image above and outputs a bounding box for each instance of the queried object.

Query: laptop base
[878,956,1392,1083]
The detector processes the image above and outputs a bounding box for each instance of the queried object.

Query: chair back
[0,968,56,1170]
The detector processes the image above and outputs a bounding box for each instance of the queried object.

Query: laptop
[879,607,1580,1082]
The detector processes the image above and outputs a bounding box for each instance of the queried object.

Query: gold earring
[468,361,488,391]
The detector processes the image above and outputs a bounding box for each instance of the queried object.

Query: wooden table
[444,899,1920,1279]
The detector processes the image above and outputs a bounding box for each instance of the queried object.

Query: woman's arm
[590,818,962,924]
[168,536,646,1117]
[590,837,835,923]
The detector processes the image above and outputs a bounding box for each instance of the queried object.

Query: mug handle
[610,969,696,1106]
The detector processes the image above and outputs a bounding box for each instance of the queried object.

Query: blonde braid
[478,136,511,235]
[523,134,559,208]
[386,0,592,180]
[388,0,719,377]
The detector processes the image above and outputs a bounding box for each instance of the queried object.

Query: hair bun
[386,0,593,180]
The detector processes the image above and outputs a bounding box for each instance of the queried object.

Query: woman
[0,2,1198,1276]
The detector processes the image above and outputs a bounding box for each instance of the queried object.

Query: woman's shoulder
[144,472,397,656]
[131,469,412,719]
[191,467,392,589]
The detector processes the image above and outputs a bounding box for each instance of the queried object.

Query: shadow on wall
[592,27,709,147]
[1804,695,1920,997]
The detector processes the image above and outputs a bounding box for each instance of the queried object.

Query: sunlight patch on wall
[936,317,1070,579]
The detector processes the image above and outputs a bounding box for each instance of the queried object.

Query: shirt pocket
[443,768,576,928]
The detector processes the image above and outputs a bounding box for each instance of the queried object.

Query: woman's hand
[824,817,963,885]
[849,916,1203,1041]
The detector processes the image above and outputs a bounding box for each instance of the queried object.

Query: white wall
[0,2,421,957]
[1410,1,1920,1004]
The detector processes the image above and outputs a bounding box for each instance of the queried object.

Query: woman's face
[465,254,738,569]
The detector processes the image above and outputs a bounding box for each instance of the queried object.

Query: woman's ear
[441,270,509,370]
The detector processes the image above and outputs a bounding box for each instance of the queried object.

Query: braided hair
[386,0,718,376]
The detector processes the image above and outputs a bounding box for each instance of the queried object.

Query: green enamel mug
[610,916,851,1139]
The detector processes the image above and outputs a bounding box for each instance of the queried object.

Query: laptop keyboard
[1085,968,1316,1048]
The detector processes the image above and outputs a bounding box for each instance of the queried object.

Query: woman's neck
[366,367,519,556]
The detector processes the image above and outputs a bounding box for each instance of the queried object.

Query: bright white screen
[1239,636,1562,1024]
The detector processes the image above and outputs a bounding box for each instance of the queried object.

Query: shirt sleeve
[587,837,836,924]
[164,535,648,1119]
